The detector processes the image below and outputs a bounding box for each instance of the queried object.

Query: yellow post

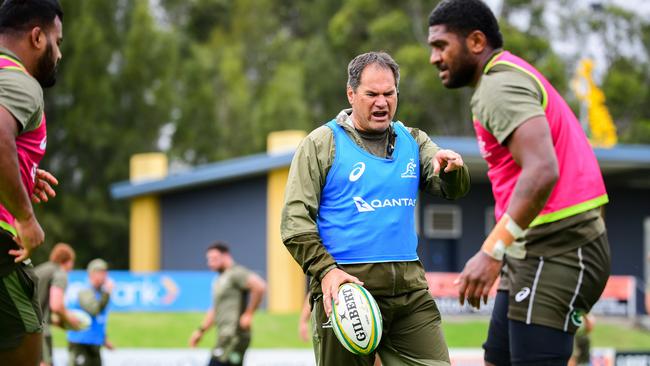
[267,131,307,313]
[129,153,168,272]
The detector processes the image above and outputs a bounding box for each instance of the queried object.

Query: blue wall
[160,176,267,278]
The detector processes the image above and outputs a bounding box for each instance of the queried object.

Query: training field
[51,312,650,349]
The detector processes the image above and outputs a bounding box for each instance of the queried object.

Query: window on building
[423,205,461,239]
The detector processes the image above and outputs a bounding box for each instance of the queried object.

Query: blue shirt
[317,120,420,264]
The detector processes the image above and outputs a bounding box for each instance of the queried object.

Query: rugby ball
[64,309,92,330]
[330,283,382,355]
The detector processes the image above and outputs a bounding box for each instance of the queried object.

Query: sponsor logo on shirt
[349,162,365,182]
[40,136,47,150]
[401,159,417,178]
[353,196,416,213]
[515,287,531,302]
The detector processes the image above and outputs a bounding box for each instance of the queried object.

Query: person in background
[35,243,79,366]
[189,242,267,366]
[66,259,114,366]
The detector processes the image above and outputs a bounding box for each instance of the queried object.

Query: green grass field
[51,312,650,350]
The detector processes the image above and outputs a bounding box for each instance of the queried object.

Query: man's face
[34,16,63,88]
[89,270,107,288]
[206,249,225,273]
[347,64,398,134]
[428,25,479,89]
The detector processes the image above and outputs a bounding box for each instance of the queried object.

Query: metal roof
[110,136,650,199]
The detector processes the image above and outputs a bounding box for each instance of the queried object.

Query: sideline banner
[65,270,215,312]
[426,272,637,317]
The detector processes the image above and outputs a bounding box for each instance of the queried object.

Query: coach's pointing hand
[321,268,363,318]
[455,251,501,309]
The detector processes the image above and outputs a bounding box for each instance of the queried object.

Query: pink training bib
[0,55,47,235]
[474,51,608,226]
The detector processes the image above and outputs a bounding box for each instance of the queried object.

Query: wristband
[481,213,524,260]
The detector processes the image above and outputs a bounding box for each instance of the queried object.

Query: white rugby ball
[330,283,382,355]
[65,309,92,331]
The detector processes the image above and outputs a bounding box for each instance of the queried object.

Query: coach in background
[428,1,610,365]
[189,242,267,366]
[66,259,114,366]
[281,51,469,365]
[35,243,79,366]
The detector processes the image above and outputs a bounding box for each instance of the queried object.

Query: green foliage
[34,0,650,267]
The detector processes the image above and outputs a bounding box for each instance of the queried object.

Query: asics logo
[349,162,365,182]
[515,287,531,302]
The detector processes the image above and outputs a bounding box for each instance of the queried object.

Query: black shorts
[0,230,43,350]
[484,290,574,366]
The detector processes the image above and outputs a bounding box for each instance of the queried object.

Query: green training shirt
[0,47,44,132]
[212,264,252,338]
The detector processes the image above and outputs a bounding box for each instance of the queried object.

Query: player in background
[35,243,79,366]
[189,242,266,366]
[427,1,611,365]
[66,259,115,366]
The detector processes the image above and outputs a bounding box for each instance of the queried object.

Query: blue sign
[65,271,216,312]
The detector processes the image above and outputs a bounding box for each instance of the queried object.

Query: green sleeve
[0,71,44,132]
[281,125,338,279]
[471,66,546,144]
[51,269,68,290]
[413,129,471,199]
[78,289,110,316]
[232,266,252,289]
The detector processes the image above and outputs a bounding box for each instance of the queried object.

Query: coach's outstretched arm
[413,129,470,200]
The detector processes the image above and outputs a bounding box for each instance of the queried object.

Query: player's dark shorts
[484,231,610,365]
[68,342,102,366]
[505,232,610,333]
[0,229,43,350]
[209,332,250,366]
[311,288,450,366]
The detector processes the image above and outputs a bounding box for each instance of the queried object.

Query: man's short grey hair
[347,51,400,92]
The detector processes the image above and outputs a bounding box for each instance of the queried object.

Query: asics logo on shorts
[349,162,365,182]
[515,287,531,302]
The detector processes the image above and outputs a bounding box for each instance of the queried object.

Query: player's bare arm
[239,273,267,330]
[0,106,44,261]
[189,308,215,347]
[457,116,558,309]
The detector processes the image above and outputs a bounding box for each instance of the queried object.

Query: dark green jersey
[212,264,252,337]
[34,262,68,328]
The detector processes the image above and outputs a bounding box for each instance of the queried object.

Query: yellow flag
[571,59,618,148]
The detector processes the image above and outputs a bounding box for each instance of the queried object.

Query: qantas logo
[353,196,416,213]
[349,162,365,182]
[353,197,375,212]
